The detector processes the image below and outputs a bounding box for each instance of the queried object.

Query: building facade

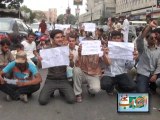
[79,0,116,23]
[116,0,160,20]
[44,8,57,23]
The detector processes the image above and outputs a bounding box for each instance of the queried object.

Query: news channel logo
[117,93,149,113]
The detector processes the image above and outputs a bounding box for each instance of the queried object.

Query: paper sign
[40,46,69,68]
[83,23,96,32]
[81,40,101,55]
[108,41,134,61]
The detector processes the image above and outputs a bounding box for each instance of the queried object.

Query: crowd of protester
[0,17,160,107]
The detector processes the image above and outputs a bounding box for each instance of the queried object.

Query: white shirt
[21,40,36,59]
[122,19,129,42]
[104,59,135,77]
[69,45,78,64]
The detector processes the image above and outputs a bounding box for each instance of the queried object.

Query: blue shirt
[3,61,38,80]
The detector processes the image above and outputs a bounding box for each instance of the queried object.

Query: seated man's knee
[156,78,160,88]
[90,86,101,94]
[65,96,75,104]
[73,67,81,75]
[38,98,49,105]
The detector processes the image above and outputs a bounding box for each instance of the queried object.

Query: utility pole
[91,8,92,22]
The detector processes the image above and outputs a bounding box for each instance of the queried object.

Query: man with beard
[0,51,42,102]
[0,39,14,71]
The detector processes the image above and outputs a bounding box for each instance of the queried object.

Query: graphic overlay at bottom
[117,93,149,113]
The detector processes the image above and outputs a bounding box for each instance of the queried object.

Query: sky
[22,0,87,15]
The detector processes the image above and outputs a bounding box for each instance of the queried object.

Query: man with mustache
[0,51,42,102]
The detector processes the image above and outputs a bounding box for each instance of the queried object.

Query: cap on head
[15,51,27,63]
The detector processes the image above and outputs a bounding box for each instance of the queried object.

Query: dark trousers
[0,83,40,100]
[101,73,136,93]
[136,74,158,93]
[38,79,75,105]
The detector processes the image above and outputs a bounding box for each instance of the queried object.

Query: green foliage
[0,0,23,9]
[33,11,47,21]
[20,5,34,23]
[57,14,76,25]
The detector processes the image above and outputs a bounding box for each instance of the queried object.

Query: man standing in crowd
[38,30,75,105]
[21,33,40,65]
[39,19,47,34]
[122,16,129,42]
[0,51,41,102]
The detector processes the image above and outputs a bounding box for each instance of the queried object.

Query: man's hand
[149,20,157,28]
[69,52,74,61]
[133,48,139,60]
[0,77,5,85]
[37,56,43,61]
[150,74,157,82]
[102,46,109,55]
[78,44,82,56]
[16,82,26,87]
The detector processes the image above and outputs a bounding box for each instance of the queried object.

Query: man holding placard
[73,35,111,103]
[101,31,138,95]
[38,30,75,105]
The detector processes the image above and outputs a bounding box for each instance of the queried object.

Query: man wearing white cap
[0,51,42,102]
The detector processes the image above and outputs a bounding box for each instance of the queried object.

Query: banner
[73,0,83,5]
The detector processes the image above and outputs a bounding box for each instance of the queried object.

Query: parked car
[30,23,40,33]
[0,17,31,49]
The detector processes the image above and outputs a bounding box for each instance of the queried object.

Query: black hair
[0,39,11,46]
[99,28,104,33]
[152,28,160,34]
[69,33,76,39]
[111,31,123,38]
[146,31,155,40]
[15,44,24,49]
[28,32,35,37]
[50,29,63,39]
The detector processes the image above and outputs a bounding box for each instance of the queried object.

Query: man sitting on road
[0,39,14,71]
[73,33,111,103]
[101,31,137,95]
[0,51,42,102]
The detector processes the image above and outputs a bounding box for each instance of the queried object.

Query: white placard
[108,41,134,61]
[40,46,70,69]
[83,23,96,32]
[55,24,71,30]
[78,37,85,43]
[81,40,101,55]
[55,24,63,30]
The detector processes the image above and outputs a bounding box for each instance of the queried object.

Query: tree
[33,10,47,21]
[57,14,76,24]
[20,5,35,23]
[0,0,24,9]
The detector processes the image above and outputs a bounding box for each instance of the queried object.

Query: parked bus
[129,21,147,26]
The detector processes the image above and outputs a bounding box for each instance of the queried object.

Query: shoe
[6,95,12,101]
[20,94,28,103]
[76,95,82,103]
[107,92,114,96]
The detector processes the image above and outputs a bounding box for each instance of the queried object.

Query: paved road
[0,69,160,120]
